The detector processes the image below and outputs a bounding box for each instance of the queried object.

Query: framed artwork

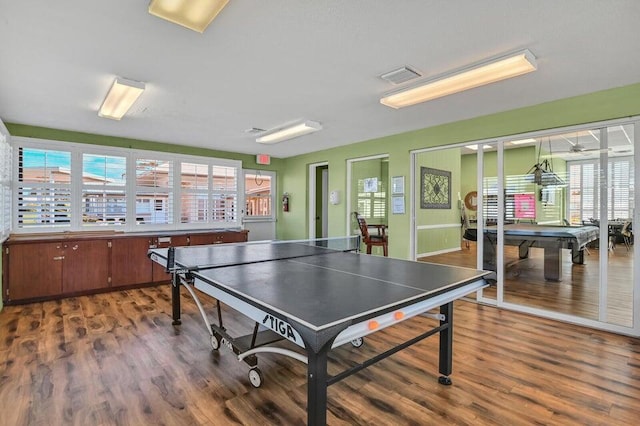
[392,195,405,214]
[392,176,405,194]
[420,167,451,209]
[363,177,378,193]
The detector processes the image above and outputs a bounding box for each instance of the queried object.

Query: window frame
[0,121,11,243]
[11,136,244,234]
[243,169,276,222]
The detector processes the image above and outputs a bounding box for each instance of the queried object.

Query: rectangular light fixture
[511,138,537,145]
[149,0,229,33]
[256,121,322,144]
[465,144,492,151]
[380,49,537,109]
[98,77,145,120]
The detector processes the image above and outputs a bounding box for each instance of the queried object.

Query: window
[136,158,174,225]
[212,165,239,223]
[0,123,11,242]
[244,170,274,219]
[82,153,127,226]
[569,158,634,222]
[180,162,208,224]
[17,147,72,229]
[12,137,243,233]
[357,178,387,220]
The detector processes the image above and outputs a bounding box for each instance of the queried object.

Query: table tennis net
[165,236,361,272]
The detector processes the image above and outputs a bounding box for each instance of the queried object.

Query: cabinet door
[111,237,154,286]
[5,242,63,301]
[188,233,216,246]
[189,231,248,245]
[223,230,249,243]
[152,235,189,283]
[63,240,110,293]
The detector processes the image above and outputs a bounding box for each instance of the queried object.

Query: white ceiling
[1,1,639,159]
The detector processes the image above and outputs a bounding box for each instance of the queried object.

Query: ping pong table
[148,237,490,425]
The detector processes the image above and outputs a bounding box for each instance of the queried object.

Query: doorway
[308,162,328,239]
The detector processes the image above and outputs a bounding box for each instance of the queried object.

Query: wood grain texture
[420,242,634,327]
[0,285,638,425]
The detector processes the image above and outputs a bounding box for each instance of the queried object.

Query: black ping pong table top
[152,242,489,331]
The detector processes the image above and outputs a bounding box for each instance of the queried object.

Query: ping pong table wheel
[350,337,364,348]
[210,334,221,351]
[248,368,263,388]
[438,376,452,386]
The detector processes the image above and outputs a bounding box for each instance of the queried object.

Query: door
[243,169,276,241]
[316,166,328,238]
[308,162,328,239]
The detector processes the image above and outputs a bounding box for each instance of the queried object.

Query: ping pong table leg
[438,301,453,385]
[171,273,181,325]
[306,347,330,426]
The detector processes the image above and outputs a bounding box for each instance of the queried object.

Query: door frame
[308,162,328,239]
[346,154,389,236]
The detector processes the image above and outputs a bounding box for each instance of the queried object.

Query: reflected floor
[419,242,633,327]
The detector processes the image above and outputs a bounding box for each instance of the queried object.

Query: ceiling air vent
[379,66,422,85]
[244,127,266,134]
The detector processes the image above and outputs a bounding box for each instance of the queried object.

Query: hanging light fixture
[526,137,565,186]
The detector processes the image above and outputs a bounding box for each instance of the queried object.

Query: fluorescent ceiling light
[380,49,537,109]
[98,77,145,120]
[511,138,537,145]
[256,121,322,144]
[465,144,492,151]
[149,0,229,33]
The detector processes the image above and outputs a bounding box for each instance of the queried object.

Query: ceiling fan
[541,133,610,159]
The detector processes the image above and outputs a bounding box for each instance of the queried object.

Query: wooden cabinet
[151,235,189,283]
[111,237,154,287]
[2,229,248,304]
[189,230,249,246]
[62,240,110,293]
[3,239,109,301]
[3,242,63,301]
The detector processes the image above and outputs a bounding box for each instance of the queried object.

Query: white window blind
[11,137,244,233]
[82,153,127,226]
[212,166,238,223]
[568,158,633,222]
[357,178,387,220]
[0,126,11,242]
[17,147,72,229]
[180,162,209,224]
[135,158,174,225]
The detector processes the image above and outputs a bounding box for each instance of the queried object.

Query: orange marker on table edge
[394,311,404,320]
[368,320,379,330]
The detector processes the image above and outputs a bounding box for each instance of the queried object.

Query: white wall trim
[417,246,461,258]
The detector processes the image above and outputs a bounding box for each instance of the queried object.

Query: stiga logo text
[262,314,297,343]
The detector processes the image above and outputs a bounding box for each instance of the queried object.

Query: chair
[461,205,477,249]
[621,221,633,251]
[353,212,388,256]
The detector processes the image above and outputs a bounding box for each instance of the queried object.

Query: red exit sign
[256,154,271,165]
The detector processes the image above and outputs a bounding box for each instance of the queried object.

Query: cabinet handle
[53,256,65,261]
[72,245,78,250]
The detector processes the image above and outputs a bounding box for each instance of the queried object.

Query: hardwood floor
[420,242,634,326]
[0,285,639,425]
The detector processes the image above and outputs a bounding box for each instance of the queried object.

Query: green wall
[279,82,640,258]
[415,149,461,255]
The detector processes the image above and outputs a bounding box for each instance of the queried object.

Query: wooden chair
[460,205,477,249]
[353,212,388,256]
